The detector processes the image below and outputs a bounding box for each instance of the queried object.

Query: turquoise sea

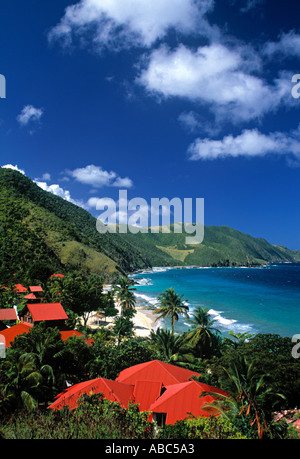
[130,263,300,338]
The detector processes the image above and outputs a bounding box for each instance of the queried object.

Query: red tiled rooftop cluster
[49,360,229,425]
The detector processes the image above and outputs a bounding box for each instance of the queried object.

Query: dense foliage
[158,416,248,439]
[0,395,154,439]
[1,292,299,439]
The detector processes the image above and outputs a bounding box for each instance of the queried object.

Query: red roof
[50,274,65,278]
[0,308,18,321]
[149,380,229,425]
[133,380,162,412]
[59,330,94,345]
[14,284,27,293]
[49,378,134,411]
[116,360,201,386]
[23,303,68,322]
[60,330,85,341]
[29,286,43,293]
[48,360,229,425]
[24,293,38,300]
[0,324,92,348]
[0,323,33,347]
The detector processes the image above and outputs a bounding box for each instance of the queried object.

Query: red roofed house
[133,380,163,412]
[59,329,94,346]
[0,323,32,347]
[29,286,44,301]
[23,293,39,303]
[49,360,229,425]
[20,303,68,330]
[29,286,43,293]
[116,359,201,386]
[149,380,229,426]
[14,284,27,293]
[49,378,134,411]
[0,308,18,331]
[115,360,206,425]
[0,323,92,349]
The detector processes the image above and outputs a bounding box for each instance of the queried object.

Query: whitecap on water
[208,308,256,334]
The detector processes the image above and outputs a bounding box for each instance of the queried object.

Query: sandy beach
[86,286,158,337]
[86,306,157,337]
[132,306,158,337]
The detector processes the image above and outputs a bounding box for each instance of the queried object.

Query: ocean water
[130,263,300,338]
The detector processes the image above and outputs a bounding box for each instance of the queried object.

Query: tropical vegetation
[1,274,300,439]
[153,288,189,334]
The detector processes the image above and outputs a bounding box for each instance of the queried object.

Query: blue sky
[1,0,300,249]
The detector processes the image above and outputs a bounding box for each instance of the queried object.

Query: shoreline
[89,285,159,338]
[129,262,277,277]
[86,305,158,338]
[133,305,158,337]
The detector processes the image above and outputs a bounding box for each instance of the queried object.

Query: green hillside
[0,167,299,285]
[0,168,173,283]
[121,223,300,268]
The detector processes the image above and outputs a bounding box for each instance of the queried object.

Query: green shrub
[0,394,154,439]
[159,416,248,439]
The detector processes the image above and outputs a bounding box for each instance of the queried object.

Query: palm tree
[113,316,134,346]
[10,323,68,401]
[3,353,41,411]
[102,290,118,322]
[149,327,193,363]
[185,306,220,358]
[224,330,255,349]
[113,276,137,317]
[201,356,285,439]
[153,288,189,334]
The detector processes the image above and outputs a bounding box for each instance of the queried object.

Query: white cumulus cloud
[1,164,26,175]
[48,0,216,50]
[137,43,291,123]
[67,164,133,188]
[35,181,86,208]
[17,105,44,126]
[188,128,300,162]
[263,30,300,59]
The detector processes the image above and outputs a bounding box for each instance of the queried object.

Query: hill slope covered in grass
[122,223,300,268]
[0,167,299,284]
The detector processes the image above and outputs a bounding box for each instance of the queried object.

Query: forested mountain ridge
[0,168,174,283]
[0,167,299,284]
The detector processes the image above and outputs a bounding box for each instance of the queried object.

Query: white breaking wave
[208,308,256,334]
[134,292,157,306]
[133,277,153,286]
[208,308,237,326]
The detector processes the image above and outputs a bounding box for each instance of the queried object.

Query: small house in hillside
[20,303,69,330]
[0,323,92,349]
[48,360,230,426]
[14,284,27,293]
[49,378,135,411]
[50,274,65,279]
[0,308,18,331]
[29,286,44,300]
[0,323,32,347]
[23,293,40,303]
[149,380,228,425]
[116,359,201,387]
